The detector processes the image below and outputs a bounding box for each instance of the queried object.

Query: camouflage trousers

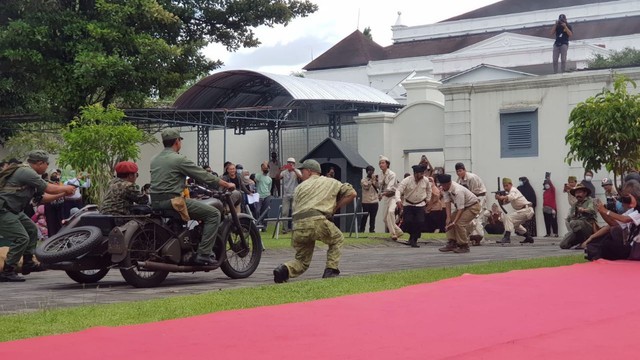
[284,216,344,278]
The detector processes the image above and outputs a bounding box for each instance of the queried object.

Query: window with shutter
[500,109,538,158]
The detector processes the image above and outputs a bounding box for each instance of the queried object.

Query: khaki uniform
[457,172,487,238]
[284,175,355,278]
[150,148,222,256]
[0,166,48,267]
[378,169,402,237]
[501,187,534,234]
[443,182,481,246]
[560,197,597,249]
[100,178,149,215]
[395,176,432,244]
[360,176,379,233]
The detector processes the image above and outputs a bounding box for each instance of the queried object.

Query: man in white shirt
[377,155,403,240]
[279,157,302,233]
[495,177,535,244]
[438,173,481,253]
[395,165,431,247]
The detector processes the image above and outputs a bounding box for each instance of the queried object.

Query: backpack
[0,164,26,191]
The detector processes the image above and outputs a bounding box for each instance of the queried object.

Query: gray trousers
[553,44,569,73]
[560,219,594,249]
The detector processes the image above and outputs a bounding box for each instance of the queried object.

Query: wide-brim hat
[570,183,592,196]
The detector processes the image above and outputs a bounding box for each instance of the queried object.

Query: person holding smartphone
[550,13,573,73]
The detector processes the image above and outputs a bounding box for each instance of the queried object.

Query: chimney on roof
[391,11,407,30]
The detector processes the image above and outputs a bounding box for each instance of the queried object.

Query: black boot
[322,268,340,279]
[273,264,290,283]
[519,233,535,244]
[21,254,48,275]
[191,253,216,266]
[497,231,511,244]
[0,264,26,282]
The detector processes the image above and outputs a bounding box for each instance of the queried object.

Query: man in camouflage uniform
[101,161,149,215]
[273,159,356,282]
[150,129,236,266]
[560,184,597,249]
[0,150,76,282]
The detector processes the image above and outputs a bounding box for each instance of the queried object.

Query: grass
[260,224,449,249]
[0,254,585,342]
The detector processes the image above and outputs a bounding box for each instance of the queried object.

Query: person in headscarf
[517,176,537,237]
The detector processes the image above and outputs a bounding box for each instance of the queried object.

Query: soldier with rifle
[494,177,535,244]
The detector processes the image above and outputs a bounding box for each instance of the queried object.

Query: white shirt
[395,176,432,207]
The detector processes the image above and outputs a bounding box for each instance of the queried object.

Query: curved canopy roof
[173,70,399,111]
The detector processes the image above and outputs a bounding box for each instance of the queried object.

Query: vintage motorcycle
[35,188,262,287]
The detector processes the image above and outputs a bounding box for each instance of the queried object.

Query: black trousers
[543,212,558,235]
[270,177,280,197]
[403,205,425,243]
[424,209,446,233]
[360,202,379,232]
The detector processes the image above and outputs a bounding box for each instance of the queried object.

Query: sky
[203,0,502,75]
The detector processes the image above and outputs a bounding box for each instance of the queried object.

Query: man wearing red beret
[101,161,149,215]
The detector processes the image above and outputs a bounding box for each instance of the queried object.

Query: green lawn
[0,254,585,342]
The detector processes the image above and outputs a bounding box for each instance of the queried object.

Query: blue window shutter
[500,110,538,158]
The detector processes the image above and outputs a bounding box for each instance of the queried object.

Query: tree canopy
[0,0,317,120]
[565,75,640,187]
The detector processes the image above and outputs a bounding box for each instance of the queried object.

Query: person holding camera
[551,13,573,73]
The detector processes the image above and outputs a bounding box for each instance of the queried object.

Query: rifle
[492,176,508,214]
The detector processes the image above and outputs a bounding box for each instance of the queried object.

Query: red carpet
[2,260,639,359]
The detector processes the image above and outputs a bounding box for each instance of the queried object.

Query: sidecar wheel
[221,218,262,279]
[119,225,168,288]
[35,226,104,263]
[65,269,110,284]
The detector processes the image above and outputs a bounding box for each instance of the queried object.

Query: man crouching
[273,160,356,283]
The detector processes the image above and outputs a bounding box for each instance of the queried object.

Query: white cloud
[202,0,502,74]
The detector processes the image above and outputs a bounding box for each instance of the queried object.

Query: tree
[57,104,156,205]
[588,47,640,69]
[0,0,318,120]
[2,123,64,160]
[565,75,640,188]
[363,26,372,41]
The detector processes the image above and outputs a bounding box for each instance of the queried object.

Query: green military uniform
[150,129,222,258]
[560,187,597,249]
[100,178,149,215]
[0,151,49,280]
[282,167,355,279]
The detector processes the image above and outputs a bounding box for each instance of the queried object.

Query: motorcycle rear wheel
[65,269,110,284]
[119,225,169,288]
[35,226,104,263]
[220,218,262,279]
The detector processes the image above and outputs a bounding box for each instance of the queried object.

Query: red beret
[115,161,138,174]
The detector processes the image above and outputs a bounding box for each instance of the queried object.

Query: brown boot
[453,244,470,253]
[469,235,483,246]
[439,240,457,252]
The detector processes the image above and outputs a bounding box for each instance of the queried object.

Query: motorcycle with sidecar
[35,188,262,287]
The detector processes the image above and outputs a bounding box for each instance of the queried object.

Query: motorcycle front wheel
[119,225,169,288]
[65,268,110,284]
[220,217,262,279]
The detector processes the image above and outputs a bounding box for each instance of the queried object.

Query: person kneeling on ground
[273,160,356,283]
[438,174,480,254]
[559,184,597,249]
[495,178,535,244]
[0,151,77,282]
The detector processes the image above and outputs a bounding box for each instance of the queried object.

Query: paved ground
[0,236,579,314]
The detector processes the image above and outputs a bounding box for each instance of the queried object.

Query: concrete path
[0,236,577,314]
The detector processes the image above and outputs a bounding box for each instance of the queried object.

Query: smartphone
[545,172,551,178]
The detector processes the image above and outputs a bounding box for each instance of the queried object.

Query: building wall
[440,68,640,236]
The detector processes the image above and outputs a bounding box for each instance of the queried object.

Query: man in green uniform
[100,161,149,215]
[0,150,76,282]
[273,159,356,283]
[559,183,597,249]
[150,129,236,266]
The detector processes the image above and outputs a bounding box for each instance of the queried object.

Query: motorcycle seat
[152,209,184,221]
[130,205,152,215]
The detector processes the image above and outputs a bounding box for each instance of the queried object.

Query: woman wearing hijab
[517,176,537,237]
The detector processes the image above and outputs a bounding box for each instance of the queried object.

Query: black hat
[437,174,452,184]
[455,162,465,171]
[412,164,427,173]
